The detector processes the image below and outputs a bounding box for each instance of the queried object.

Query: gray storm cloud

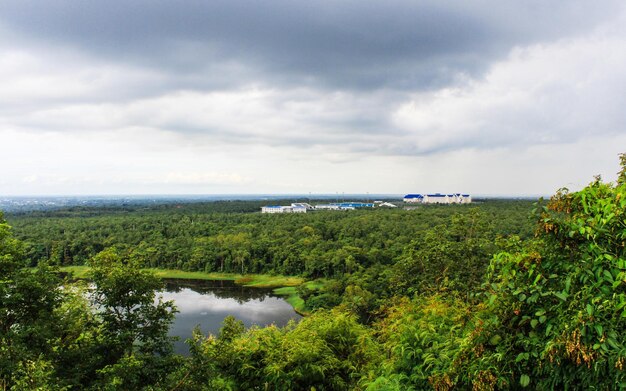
[0,0,617,91]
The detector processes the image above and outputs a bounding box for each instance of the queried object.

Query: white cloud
[393,20,626,154]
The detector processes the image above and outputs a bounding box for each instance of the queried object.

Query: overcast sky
[1,0,625,196]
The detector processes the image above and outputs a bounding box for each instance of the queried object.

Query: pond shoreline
[59,265,310,315]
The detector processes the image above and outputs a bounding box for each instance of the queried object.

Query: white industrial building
[403,194,424,203]
[262,201,380,213]
[314,202,374,210]
[403,193,472,204]
[314,204,342,210]
[261,203,313,214]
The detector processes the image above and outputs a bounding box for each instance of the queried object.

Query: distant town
[261,193,472,213]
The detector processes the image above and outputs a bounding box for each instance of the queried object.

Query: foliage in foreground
[0,220,178,390]
[179,311,381,390]
[452,162,626,390]
[365,156,626,390]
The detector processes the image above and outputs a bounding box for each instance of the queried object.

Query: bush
[454,155,626,389]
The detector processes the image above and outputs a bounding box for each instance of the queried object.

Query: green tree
[88,247,178,389]
[390,210,494,297]
[183,310,381,390]
[0,212,65,389]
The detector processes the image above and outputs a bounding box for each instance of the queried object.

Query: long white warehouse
[403,193,472,204]
[261,203,313,213]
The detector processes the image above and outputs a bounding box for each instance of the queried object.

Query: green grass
[143,269,305,288]
[302,279,328,290]
[234,274,303,288]
[144,269,241,281]
[59,265,91,278]
[272,279,330,315]
[59,266,303,286]
[273,286,307,315]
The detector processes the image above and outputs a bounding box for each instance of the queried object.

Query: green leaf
[554,292,568,301]
[531,319,538,329]
[586,304,594,316]
[520,374,530,387]
[607,338,620,349]
[595,324,603,337]
[489,335,502,345]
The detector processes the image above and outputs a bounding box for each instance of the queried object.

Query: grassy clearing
[59,266,303,286]
[235,274,303,288]
[144,269,305,288]
[144,269,240,281]
[302,279,328,290]
[272,280,330,315]
[59,265,91,279]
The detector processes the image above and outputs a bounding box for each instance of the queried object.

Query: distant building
[378,202,398,208]
[262,201,375,213]
[403,193,471,204]
[315,202,374,211]
[336,202,374,209]
[403,194,424,203]
[291,204,308,213]
[424,194,450,204]
[315,204,341,210]
[291,202,314,210]
[261,203,313,214]
[261,205,290,213]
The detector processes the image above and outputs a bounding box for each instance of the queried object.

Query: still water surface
[160,279,302,354]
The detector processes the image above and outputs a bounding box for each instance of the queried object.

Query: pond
[160,279,302,354]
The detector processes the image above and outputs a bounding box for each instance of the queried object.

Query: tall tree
[88,248,178,389]
[0,212,65,389]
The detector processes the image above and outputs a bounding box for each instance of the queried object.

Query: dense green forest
[2,156,626,389]
[7,199,533,314]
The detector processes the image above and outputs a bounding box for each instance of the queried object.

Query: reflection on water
[160,279,301,355]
